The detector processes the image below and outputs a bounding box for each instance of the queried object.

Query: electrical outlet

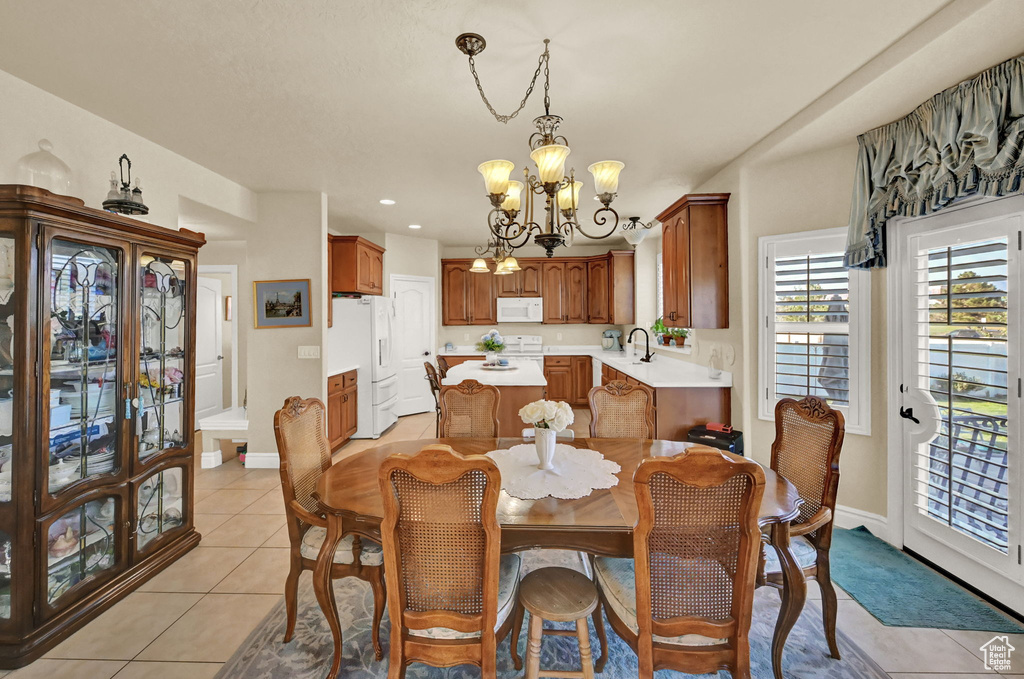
[463,333,470,341]
[556,332,563,341]
[297,345,320,359]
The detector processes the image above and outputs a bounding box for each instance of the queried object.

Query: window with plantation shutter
[759,228,871,434]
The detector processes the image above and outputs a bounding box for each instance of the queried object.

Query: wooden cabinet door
[662,216,679,326]
[587,257,609,324]
[541,262,565,323]
[357,245,374,293]
[468,270,496,325]
[441,261,470,325]
[543,358,572,401]
[328,392,344,448]
[369,248,384,293]
[565,260,588,324]
[341,387,358,440]
[496,270,521,298]
[688,202,728,328]
[673,208,692,327]
[519,261,543,297]
[571,356,592,406]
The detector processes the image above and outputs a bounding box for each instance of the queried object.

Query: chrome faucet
[627,327,654,363]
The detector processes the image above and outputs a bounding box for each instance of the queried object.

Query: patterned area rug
[217,551,888,678]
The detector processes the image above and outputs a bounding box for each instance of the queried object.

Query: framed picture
[253,279,312,329]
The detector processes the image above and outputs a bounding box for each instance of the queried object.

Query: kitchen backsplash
[438,323,627,348]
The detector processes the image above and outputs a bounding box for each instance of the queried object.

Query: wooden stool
[519,566,599,679]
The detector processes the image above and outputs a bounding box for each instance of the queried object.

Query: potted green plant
[475,329,506,364]
[650,317,668,345]
[668,327,689,347]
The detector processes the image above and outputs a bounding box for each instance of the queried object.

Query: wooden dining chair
[378,444,524,678]
[436,356,451,379]
[423,361,442,436]
[588,381,656,438]
[439,379,500,437]
[273,396,386,659]
[760,396,845,659]
[592,446,766,678]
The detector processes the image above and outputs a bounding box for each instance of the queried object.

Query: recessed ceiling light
[379,199,396,205]
[408,224,422,229]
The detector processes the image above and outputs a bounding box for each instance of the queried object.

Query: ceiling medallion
[457,35,625,257]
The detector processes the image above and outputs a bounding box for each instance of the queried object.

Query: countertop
[327,364,361,377]
[438,345,731,388]
[441,359,547,387]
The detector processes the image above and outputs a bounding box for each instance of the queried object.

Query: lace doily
[486,444,621,500]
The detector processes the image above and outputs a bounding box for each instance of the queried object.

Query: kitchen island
[442,360,546,437]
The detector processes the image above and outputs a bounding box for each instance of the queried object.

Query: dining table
[313,437,807,679]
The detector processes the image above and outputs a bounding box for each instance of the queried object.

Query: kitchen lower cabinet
[0,185,203,668]
[570,356,593,407]
[328,370,357,450]
[598,363,729,441]
[544,356,592,408]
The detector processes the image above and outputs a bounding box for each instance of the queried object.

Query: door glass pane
[46,497,117,605]
[138,256,188,461]
[0,531,10,619]
[0,237,14,502]
[48,241,121,494]
[915,237,1009,553]
[136,467,184,551]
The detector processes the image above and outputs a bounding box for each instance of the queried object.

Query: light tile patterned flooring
[3,411,1020,678]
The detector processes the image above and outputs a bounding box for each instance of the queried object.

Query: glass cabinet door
[137,255,188,462]
[47,240,123,495]
[44,496,119,608]
[135,466,185,553]
[0,531,10,620]
[0,235,14,503]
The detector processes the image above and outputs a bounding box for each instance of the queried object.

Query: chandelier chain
[466,40,550,124]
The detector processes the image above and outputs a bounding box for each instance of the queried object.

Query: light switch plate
[556,333,563,341]
[297,345,320,359]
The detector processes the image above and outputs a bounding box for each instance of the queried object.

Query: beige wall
[244,192,328,453]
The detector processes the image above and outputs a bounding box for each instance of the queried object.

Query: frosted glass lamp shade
[622,228,647,246]
[493,259,513,275]
[501,180,523,212]
[478,160,515,195]
[588,160,625,195]
[557,181,583,211]
[502,256,521,272]
[530,144,571,184]
[470,258,490,273]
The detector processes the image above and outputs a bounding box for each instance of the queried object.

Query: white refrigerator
[328,296,399,438]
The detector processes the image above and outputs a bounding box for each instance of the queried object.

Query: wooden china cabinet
[0,186,204,667]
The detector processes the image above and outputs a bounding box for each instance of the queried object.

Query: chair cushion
[300,527,384,566]
[762,535,818,573]
[593,557,726,646]
[408,554,522,640]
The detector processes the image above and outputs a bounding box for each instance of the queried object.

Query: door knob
[423,351,430,356]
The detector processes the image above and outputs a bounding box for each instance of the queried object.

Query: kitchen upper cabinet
[330,235,385,296]
[657,193,729,329]
[586,258,609,324]
[441,260,496,326]
[564,261,588,324]
[542,262,567,324]
[496,260,543,298]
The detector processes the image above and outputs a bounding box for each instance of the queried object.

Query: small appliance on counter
[686,423,744,456]
[601,329,623,352]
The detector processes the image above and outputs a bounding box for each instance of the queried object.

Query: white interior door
[896,198,1023,609]
[195,277,224,421]
[391,275,435,417]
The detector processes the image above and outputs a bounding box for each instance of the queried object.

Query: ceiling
[0,0,954,244]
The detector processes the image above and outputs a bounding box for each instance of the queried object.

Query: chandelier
[457,34,625,257]
[471,236,520,275]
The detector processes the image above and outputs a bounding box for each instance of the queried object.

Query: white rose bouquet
[518,400,574,433]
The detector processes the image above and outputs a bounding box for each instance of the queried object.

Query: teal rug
[831,526,1024,633]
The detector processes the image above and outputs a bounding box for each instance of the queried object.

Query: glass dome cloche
[15,139,73,197]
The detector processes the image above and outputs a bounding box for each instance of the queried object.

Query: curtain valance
[844,54,1024,269]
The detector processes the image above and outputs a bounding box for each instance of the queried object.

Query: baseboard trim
[834,504,893,546]
[243,452,280,469]
[200,450,223,469]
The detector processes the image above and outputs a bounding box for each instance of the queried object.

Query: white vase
[535,427,557,470]
[485,351,498,365]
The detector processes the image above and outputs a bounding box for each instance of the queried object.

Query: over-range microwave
[496,297,543,323]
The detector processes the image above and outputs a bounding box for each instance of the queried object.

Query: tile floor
[4,411,1019,678]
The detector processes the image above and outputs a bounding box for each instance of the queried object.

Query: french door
[897,197,1023,609]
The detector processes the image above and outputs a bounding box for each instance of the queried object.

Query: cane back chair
[593,447,766,678]
[423,361,442,436]
[274,396,386,658]
[378,444,524,678]
[588,381,656,438]
[760,396,845,659]
[439,379,500,438]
